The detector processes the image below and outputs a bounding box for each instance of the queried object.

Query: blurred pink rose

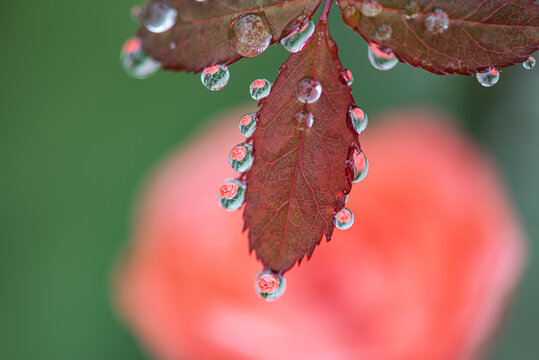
[114,109,525,360]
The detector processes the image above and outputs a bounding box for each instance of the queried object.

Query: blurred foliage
[0,1,537,359]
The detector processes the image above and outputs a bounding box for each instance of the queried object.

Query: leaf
[137,0,322,72]
[338,0,539,75]
[243,21,360,273]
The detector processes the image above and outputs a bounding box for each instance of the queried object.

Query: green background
[1,1,537,359]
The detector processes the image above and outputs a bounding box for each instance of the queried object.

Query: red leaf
[338,0,539,74]
[243,21,360,273]
[137,0,322,72]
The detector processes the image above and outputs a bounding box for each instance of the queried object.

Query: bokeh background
[0,1,537,359]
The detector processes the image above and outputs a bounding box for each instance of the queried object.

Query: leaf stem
[320,0,334,22]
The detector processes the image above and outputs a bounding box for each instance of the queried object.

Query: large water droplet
[342,69,354,86]
[402,1,419,19]
[121,37,161,79]
[367,43,398,71]
[143,1,177,33]
[297,77,322,104]
[476,67,500,87]
[334,208,354,230]
[361,1,382,17]
[229,143,254,172]
[349,106,368,134]
[255,270,286,301]
[424,9,449,34]
[201,65,230,91]
[217,178,246,211]
[281,21,315,53]
[375,24,392,41]
[239,113,258,137]
[295,110,314,130]
[351,148,369,183]
[229,13,272,57]
[250,79,272,100]
[523,56,536,70]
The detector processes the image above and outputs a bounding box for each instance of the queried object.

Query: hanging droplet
[349,106,368,134]
[523,56,536,70]
[424,9,449,34]
[229,13,272,57]
[201,65,230,91]
[121,37,161,79]
[476,67,500,87]
[249,79,272,100]
[297,77,322,104]
[341,69,354,86]
[351,148,369,183]
[361,1,382,17]
[281,21,315,53]
[367,43,398,71]
[143,1,177,33]
[334,208,354,230]
[239,113,258,137]
[295,110,314,130]
[402,1,419,19]
[229,143,254,172]
[217,178,246,211]
[130,5,143,22]
[375,24,392,41]
[255,270,286,301]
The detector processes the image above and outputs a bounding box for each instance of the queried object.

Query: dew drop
[143,1,177,33]
[229,143,254,172]
[255,270,286,301]
[402,1,419,19]
[476,67,500,87]
[342,69,354,86]
[217,178,246,211]
[239,113,258,137]
[334,208,354,230]
[201,65,230,91]
[375,24,392,41]
[130,5,143,22]
[229,13,272,57]
[523,56,536,70]
[295,110,314,130]
[367,43,398,71]
[424,9,449,34]
[297,77,322,104]
[250,79,272,100]
[349,106,368,134]
[361,1,382,17]
[351,148,369,183]
[121,37,161,79]
[341,3,361,28]
[281,21,315,53]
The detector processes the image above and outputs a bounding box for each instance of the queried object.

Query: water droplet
[402,1,419,19]
[341,3,361,28]
[344,194,349,203]
[239,113,258,137]
[349,106,368,134]
[201,65,230,91]
[424,9,449,34]
[217,178,246,211]
[143,1,177,33]
[130,5,143,22]
[334,208,354,230]
[375,24,392,41]
[169,41,176,49]
[250,79,272,100]
[361,1,382,17]
[121,37,161,79]
[295,110,314,130]
[229,13,272,57]
[476,67,500,87]
[341,69,354,86]
[229,143,254,172]
[367,43,398,71]
[281,21,315,53]
[255,270,286,301]
[523,56,536,70]
[351,148,369,183]
[297,77,322,104]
